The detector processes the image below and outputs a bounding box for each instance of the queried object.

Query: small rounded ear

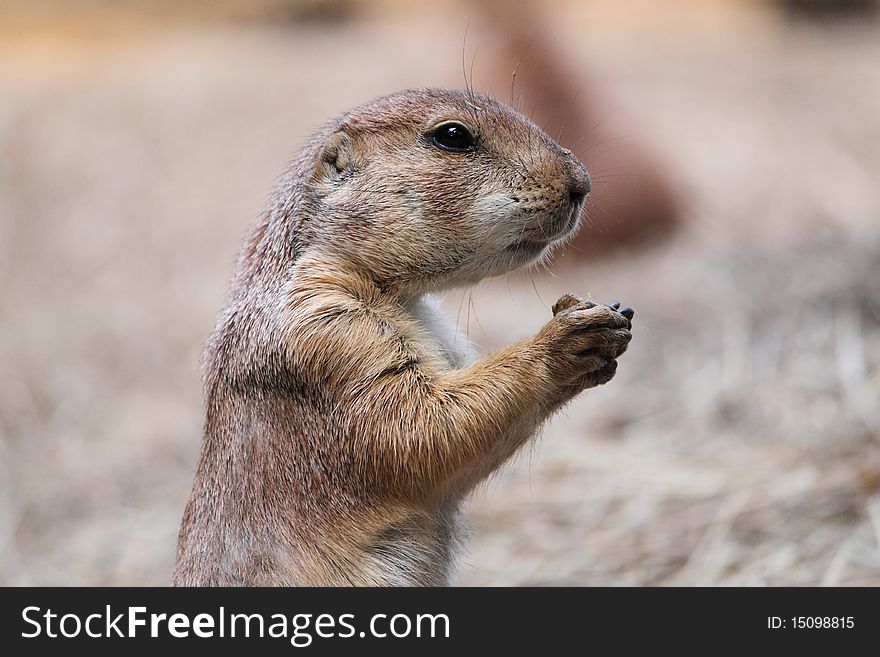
[316,130,356,184]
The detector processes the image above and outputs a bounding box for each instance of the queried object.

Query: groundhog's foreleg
[346,295,634,497]
[434,296,634,489]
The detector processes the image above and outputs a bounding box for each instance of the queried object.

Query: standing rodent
[173,88,634,586]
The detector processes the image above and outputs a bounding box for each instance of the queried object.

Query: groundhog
[173,88,634,586]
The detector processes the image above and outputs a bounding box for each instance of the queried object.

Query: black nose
[568,172,591,204]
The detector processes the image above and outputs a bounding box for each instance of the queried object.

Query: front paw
[540,294,634,391]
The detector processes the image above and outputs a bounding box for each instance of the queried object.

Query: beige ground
[1,1,879,585]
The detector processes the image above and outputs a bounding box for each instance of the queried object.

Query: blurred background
[1,0,879,586]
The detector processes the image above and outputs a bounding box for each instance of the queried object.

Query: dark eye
[428,122,476,152]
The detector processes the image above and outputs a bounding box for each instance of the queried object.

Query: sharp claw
[609,300,621,310]
[620,306,635,320]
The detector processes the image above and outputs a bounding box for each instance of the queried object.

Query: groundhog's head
[302,88,590,292]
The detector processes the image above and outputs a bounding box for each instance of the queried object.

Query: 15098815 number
[790,617,854,629]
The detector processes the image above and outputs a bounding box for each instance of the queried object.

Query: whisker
[468,292,487,339]
[565,110,618,150]
[584,199,612,216]
[556,88,582,145]
[510,58,522,106]
[453,286,467,357]
[580,134,633,154]
[530,274,548,308]
[586,194,634,209]
[465,289,472,360]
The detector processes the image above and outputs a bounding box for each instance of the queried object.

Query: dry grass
[0,1,878,585]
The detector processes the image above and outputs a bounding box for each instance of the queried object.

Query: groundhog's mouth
[506,238,552,256]
[506,204,582,257]
[508,220,577,255]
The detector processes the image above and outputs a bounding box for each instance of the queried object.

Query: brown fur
[173,88,633,586]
